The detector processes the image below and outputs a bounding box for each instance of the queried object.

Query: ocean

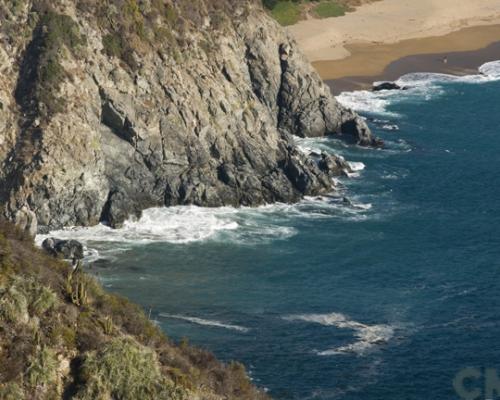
[39,61,500,399]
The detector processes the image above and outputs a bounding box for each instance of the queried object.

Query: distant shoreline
[326,36,500,94]
[287,0,500,88]
[288,0,500,62]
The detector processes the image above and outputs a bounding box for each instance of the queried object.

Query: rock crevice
[0,1,378,233]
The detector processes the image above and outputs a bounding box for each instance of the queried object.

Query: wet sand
[326,37,500,94]
[314,24,500,84]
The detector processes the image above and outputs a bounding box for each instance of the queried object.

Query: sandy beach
[288,0,500,82]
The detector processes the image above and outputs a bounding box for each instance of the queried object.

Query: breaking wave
[36,194,377,258]
[336,60,500,115]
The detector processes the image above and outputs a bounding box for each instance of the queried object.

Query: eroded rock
[0,1,378,232]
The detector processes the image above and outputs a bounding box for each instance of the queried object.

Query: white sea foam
[158,313,250,332]
[295,136,342,155]
[347,161,365,172]
[336,90,396,116]
[336,60,500,115]
[36,206,240,246]
[478,60,500,78]
[36,194,377,259]
[284,312,394,356]
[381,124,400,131]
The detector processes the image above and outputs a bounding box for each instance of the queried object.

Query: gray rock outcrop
[42,237,84,260]
[0,0,378,232]
[373,81,406,91]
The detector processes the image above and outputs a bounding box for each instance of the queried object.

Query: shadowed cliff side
[0,0,376,233]
[0,220,270,399]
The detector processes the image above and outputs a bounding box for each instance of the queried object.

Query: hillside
[0,221,270,399]
[0,0,376,235]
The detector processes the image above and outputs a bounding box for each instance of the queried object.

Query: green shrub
[313,1,346,18]
[15,10,86,117]
[0,284,29,324]
[40,12,86,51]
[0,382,25,400]
[25,346,59,389]
[29,281,58,315]
[102,33,123,58]
[76,337,185,400]
[0,277,58,325]
[269,1,302,25]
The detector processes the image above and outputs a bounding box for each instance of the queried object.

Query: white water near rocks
[337,60,500,115]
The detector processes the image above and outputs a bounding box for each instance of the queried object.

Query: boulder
[373,81,402,91]
[42,238,84,260]
[318,153,352,177]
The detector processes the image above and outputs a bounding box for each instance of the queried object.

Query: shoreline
[326,37,500,94]
[313,24,500,85]
[288,0,500,62]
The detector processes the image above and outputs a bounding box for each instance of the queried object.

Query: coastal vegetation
[262,0,379,25]
[0,221,269,399]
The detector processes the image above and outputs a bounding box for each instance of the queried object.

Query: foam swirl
[284,312,395,356]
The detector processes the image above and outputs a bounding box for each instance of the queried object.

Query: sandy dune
[288,0,500,62]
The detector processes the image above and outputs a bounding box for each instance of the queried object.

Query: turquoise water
[43,65,500,399]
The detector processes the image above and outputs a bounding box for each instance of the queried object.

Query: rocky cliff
[0,0,376,234]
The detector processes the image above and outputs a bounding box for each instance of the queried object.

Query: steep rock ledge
[0,0,377,233]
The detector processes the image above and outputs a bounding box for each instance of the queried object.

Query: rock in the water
[318,153,352,177]
[42,238,84,260]
[373,81,402,91]
[342,197,354,207]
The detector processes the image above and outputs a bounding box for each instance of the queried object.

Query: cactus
[101,316,114,335]
[70,279,88,307]
[65,269,88,307]
[65,272,73,299]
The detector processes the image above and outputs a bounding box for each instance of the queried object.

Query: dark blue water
[49,72,500,399]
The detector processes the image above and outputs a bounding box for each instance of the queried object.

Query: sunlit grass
[313,1,347,18]
[270,1,302,26]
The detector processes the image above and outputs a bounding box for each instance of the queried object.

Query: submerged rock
[42,238,84,260]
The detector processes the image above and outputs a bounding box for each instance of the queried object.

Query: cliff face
[0,221,269,399]
[0,0,375,233]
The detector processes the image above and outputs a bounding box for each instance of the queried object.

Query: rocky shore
[0,0,376,235]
